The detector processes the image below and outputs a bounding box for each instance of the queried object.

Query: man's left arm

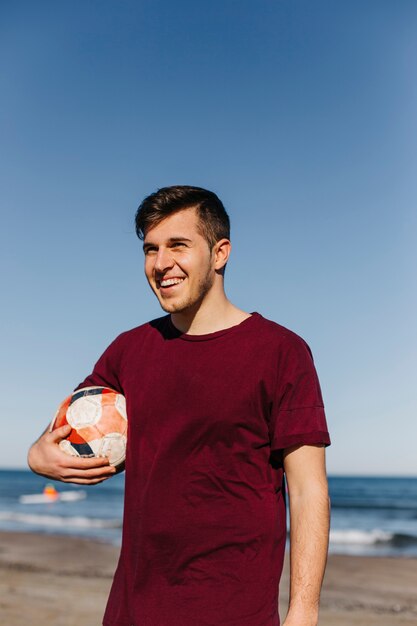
[282,443,330,626]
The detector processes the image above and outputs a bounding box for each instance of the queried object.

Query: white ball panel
[67,396,102,428]
[59,440,80,457]
[115,394,127,420]
[93,433,127,467]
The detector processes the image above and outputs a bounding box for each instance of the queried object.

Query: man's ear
[213,238,231,271]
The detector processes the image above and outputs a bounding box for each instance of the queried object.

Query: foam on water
[0,511,122,529]
[330,529,393,545]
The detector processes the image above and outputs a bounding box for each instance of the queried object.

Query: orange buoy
[43,484,59,500]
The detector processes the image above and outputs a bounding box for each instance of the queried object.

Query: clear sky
[1,0,416,475]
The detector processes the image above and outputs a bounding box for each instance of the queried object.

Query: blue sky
[1,0,416,474]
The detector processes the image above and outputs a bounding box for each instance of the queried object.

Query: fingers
[47,428,115,467]
[47,424,72,442]
[59,475,112,485]
[60,473,115,484]
[56,453,113,469]
[47,427,115,469]
[59,463,117,480]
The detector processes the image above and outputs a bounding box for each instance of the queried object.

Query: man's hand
[27,424,117,484]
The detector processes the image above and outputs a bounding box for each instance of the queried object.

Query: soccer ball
[50,386,128,468]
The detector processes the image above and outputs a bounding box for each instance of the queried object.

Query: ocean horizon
[1,469,416,557]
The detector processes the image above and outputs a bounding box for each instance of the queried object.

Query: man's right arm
[28,424,117,484]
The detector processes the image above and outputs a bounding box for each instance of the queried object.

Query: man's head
[135,185,230,250]
[136,186,231,317]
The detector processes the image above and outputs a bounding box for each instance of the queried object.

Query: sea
[0,470,416,557]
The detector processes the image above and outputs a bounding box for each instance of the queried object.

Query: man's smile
[158,277,185,289]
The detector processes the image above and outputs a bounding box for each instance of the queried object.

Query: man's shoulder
[253,313,311,351]
[115,315,169,343]
[100,316,169,357]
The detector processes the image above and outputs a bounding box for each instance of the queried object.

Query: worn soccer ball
[50,386,128,468]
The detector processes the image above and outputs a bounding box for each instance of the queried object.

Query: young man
[28,186,331,626]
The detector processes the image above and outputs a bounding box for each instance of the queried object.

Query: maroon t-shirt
[77,313,330,626]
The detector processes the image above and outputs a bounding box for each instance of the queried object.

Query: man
[28,185,330,626]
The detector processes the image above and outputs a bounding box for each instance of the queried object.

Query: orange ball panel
[67,428,89,445]
[97,408,127,436]
[76,424,102,443]
[53,395,71,428]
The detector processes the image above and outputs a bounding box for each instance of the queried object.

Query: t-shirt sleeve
[269,334,330,451]
[74,334,125,394]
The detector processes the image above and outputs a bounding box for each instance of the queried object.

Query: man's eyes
[144,242,187,254]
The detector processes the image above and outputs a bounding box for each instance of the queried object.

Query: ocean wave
[330,529,417,546]
[331,500,417,511]
[0,511,122,529]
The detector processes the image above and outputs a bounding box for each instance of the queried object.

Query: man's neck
[171,298,251,335]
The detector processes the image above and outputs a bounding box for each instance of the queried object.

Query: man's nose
[154,248,174,273]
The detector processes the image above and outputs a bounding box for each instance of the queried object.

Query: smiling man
[28,185,331,626]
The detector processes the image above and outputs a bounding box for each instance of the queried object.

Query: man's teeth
[160,278,184,287]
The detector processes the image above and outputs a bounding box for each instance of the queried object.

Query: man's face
[143,208,216,314]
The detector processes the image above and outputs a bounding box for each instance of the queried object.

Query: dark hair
[135,185,230,249]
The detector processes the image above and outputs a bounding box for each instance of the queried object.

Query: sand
[0,531,416,625]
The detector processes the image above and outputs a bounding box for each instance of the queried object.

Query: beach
[1,531,416,625]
